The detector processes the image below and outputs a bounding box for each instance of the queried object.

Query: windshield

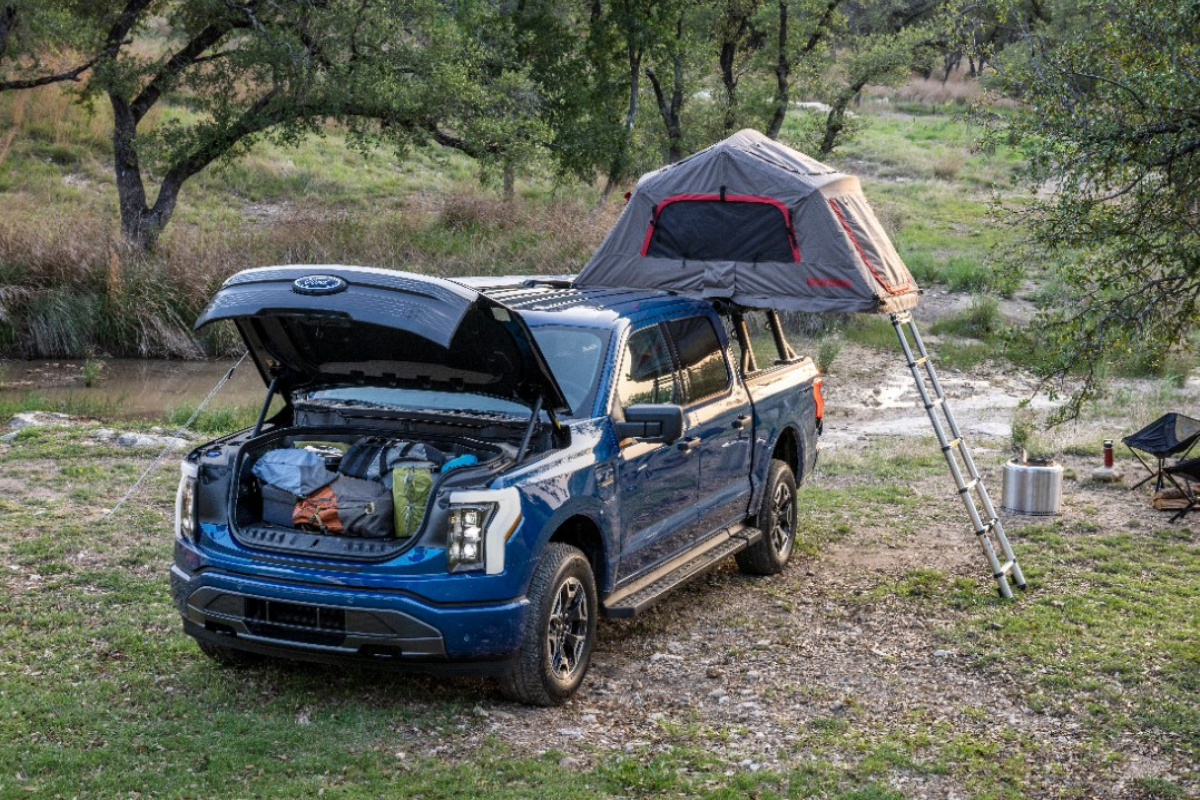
[530,325,608,416]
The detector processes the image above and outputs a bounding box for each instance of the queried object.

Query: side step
[601,524,761,618]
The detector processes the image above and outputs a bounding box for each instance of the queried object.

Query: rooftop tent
[574,129,919,314]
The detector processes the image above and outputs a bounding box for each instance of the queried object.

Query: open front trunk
[231,425,512,561]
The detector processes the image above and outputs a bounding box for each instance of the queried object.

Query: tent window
[641,195,799,263]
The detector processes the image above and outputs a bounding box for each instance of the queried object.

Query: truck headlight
[447,504,495,573]
[176,473,198,543]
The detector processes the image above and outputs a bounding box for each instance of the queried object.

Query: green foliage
[81,356,103,387]
[984,0,1200,421]
[930,295,1003,339]
[816,336,843,374]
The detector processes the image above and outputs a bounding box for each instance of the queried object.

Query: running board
[602,524,761,618]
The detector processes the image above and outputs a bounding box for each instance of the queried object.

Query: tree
[0,1,487,251]
[985,0,1200,419]
[814,0,943,155]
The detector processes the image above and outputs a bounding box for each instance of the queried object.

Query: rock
[933,649,951,658]
[7,411,72,430]
[114,432,188,450]
[0,432,17,442]
[580,714,597,724]
[558,757,584,770]
[556,728,584,738]
[94,428,116,440]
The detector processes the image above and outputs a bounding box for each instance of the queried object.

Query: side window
[616,325,679,408]
[665,316,731,403]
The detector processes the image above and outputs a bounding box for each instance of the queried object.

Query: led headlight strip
[446,487,521,575]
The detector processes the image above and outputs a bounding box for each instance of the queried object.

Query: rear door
[613,324,698,579]
[663,315,753,538]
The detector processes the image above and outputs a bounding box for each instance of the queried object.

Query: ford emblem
[292,274,348,296]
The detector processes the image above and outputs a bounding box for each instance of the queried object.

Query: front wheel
[736,459,797,576]
[500,543,598,706]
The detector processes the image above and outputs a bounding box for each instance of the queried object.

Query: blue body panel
[173,278,819,666]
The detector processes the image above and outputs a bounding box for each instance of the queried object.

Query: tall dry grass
[0,190,620,359]
[865,68,984,107]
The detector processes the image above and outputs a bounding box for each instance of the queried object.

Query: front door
[613,324,698,580]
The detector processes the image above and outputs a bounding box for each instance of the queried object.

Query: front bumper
[171,565,529,672]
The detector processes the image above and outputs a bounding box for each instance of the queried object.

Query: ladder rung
[957,478,978,495]
[907,356,928,368]
[993,559,1015,578]
[942,438,962,452]
[925,397,945,410]
[975,518,998,536]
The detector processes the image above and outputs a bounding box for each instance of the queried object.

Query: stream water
[0,358,268,419]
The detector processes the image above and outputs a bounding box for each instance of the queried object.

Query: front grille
[244,598,346,646]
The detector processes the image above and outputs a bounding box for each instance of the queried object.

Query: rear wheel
[500,543,597,706]
[736,459,797,576]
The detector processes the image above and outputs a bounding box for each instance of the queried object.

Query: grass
[1,411,1197,797]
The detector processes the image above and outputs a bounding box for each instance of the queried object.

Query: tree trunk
[766,0,789,139]
[0,5,16,62]
[646,16,685,165]
[110,95,156,251]
[818,99,849,155]
[719,38,738,135]
[502,160,515,201]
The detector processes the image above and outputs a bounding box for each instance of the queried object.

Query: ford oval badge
[292,274,347,296]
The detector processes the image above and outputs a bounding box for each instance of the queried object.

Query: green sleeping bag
[392,465,433,538]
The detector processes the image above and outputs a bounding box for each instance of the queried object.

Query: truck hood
[195,265,569,413]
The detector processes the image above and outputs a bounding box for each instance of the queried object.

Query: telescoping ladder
[890,311,1027,599]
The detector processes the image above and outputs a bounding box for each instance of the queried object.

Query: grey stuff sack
[252,448,336,496]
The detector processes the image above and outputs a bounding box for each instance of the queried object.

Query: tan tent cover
[575,129,919,314]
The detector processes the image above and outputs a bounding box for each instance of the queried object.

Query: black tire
[736,459,797,576]
[500,543,597,706]
[197,638,264,668]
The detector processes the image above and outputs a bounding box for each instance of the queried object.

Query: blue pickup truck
[172,265,822,705]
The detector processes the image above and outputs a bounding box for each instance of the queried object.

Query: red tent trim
[827,198,911,295]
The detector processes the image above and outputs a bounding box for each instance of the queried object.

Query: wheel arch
[547,514,608,593]
[771,425,802,480]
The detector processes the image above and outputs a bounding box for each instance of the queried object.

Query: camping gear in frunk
[293,475,394,538]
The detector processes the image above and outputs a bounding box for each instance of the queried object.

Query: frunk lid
[195,265,569,413]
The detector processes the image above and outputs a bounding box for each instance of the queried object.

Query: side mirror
[615,404,684,444]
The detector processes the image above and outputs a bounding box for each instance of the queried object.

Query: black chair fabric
[1123,412,1200,495]
[1122,412,1200,457]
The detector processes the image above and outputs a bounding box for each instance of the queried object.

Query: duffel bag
[341,438,448,481]
[293,475,394,538]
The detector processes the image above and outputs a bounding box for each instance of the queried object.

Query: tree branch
[0,57,98,92]
[130,21,246,123]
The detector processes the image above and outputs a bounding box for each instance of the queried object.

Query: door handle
[732,414,750,430]
[677,436,701,453]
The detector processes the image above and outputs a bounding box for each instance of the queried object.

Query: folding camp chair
[1123,412,1200,491]
[1162,456,1200,522]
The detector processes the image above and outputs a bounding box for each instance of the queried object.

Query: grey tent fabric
[575,129,919,314]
